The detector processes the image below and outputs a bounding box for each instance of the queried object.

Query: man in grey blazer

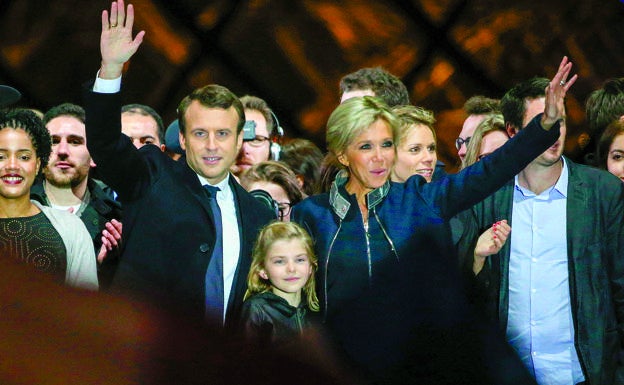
[463,76,624,385]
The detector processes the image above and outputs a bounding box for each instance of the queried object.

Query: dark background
[1,0,623,171]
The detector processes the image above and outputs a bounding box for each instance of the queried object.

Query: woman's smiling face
[339,119,395,197]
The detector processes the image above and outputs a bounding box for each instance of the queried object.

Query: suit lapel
[496,181,514,329]
[226,177,246,315]
[565,160,589,273]
[175,156,217,227]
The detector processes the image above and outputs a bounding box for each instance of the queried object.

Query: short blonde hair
[244,221,320,311]
[461,113,506,169]
[392,105,436,145]
[326,96,399,163]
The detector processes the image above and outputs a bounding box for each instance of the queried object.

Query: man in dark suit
[83,0,274,327]
[462,77,624,385]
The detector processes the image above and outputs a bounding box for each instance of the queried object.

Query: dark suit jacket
[83,89,274,326]
[459,158,624,384]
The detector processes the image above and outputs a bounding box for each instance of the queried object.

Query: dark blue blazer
[83,88,274,326]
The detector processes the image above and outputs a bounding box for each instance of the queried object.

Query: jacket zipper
[373,208,399,262]
[324,219,342,323]
[364,218,372,285]
[296,307,304,335]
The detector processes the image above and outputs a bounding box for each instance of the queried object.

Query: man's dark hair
[585,78,624,137]
[122,103,165,143]
[339,67,410,107]
[500,77,549,130]
[177,84,245,134]
[43,103,86,125]
[0,108,51,173]
[463,96,500,115]
[279,138,324,196]
[240,95,275,135]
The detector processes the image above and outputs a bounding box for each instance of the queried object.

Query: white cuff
[93,70,121,93]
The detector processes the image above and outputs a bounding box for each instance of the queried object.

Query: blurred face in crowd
[477,130,509,161]
[180,101,243,185]
[121,112,163,150]
[247,180,291,222]
[338,119,395,197]
[457,114,486,161]
[0,128,40,202]
[607,132,624,182]
[236,109,270,174]
[393,123,436,183]
[43,116,94,187]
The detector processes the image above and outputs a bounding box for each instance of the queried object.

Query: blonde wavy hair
[326,96,399,164]
[244,221,320,311]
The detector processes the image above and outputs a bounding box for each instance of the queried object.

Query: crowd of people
[2,1,624,384]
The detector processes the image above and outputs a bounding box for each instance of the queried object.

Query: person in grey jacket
[462,76,624,385]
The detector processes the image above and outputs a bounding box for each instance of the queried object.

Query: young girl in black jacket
[240,221,320,347]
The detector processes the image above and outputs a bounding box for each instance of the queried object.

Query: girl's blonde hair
[244,221,320,311]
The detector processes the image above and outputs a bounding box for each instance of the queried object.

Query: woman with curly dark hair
[0,109,97,290]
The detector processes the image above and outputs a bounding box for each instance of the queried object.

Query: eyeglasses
[244,135,270,147]
[277,202,292,220]
[455,136,471,150]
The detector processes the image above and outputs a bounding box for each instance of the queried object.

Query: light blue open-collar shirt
[507,158,584,385]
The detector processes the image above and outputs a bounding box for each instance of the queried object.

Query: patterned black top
[0,211,66,284]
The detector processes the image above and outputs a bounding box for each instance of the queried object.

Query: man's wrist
[540,113,561,131]
[99,62,124,79]
[474,250,489,260]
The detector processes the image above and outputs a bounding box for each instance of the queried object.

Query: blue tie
[204,185,224,323]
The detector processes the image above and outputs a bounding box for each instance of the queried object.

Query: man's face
[235,109,270,174]
[43,116,94,187]
[457,114,487,161]
[121,112,163,149]
[521,97,566,167]
[340,89,375,104]
[180,101,243,185]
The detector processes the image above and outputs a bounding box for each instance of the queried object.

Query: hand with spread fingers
[541,56,578,130]
[473,219,511,275]
[100,0,145,79]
